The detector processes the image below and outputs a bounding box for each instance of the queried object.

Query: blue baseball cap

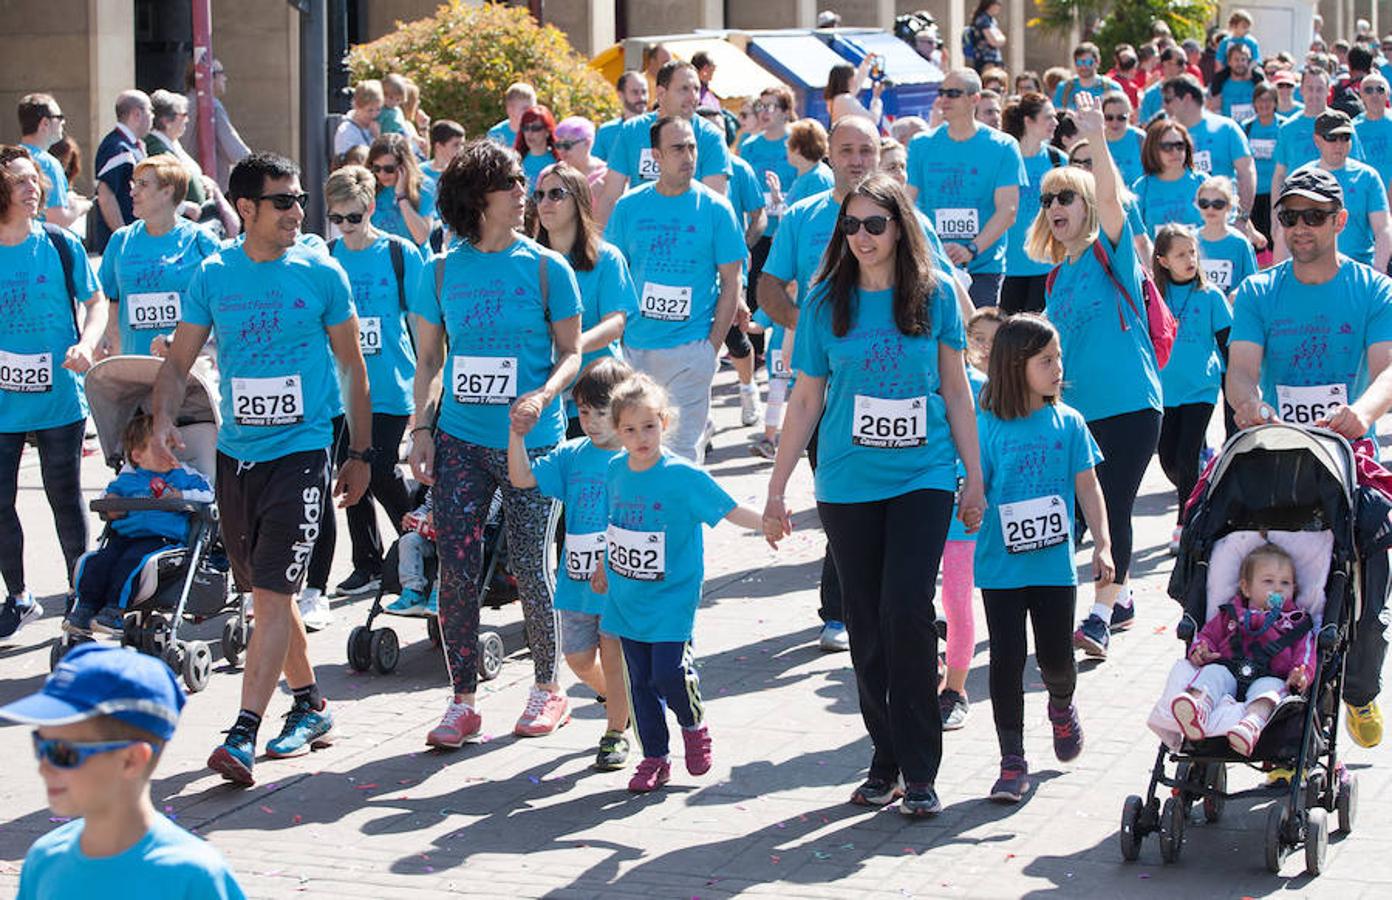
[0,644,185,742]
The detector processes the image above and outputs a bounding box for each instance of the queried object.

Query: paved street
[1,369,1388,898]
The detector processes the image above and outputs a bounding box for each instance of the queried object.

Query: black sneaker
[0,593,41,639]
[1109,601,1136,633]
[900,782,943,817]
[334,570,381,597]
[939,689,969,731]
[849,775,903,806]
[62,605,98,636]
[1073,614,1110,658]
[594,729,630,771]
[989,755,1030,802]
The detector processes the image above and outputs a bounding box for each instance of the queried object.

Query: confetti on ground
[769,855,781,864]
[260,806,274,814]
[528,776,540,784]
[840,843,855,850]
[292,814,303,825]
[354,783,379,790]
[813,851,831,860]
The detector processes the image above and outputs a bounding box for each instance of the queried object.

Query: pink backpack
[1045,240,1178,369]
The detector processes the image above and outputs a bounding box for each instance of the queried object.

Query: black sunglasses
[840,214,895,235]
[1196,197,1228,210]
[1277,207,1338,228]
[532,187,571,204]
[522,123,548,133]
[1104,114,1129,123]
[371,163,398,175]
[1039,189,1079,209]
[46,113,66,122]
[256,192,308,210]
[1071,158,1093,170]
[938,88,970,99]
[1320,133,1352,143]
[1158,140,1188,152]
[554,140,582,151]
[1362,85,1388,95]
[327,212,364,225]
[493,173,527,191]
[32,733,149,769]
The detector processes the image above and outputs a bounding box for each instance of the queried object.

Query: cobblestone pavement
[1,370,1388,898]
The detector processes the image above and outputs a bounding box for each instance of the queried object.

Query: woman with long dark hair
[763,173,983,817]
[1131,118,1205,235]
[1000,92,1065,313]
[825,62,883,127]
[368,132,434,245]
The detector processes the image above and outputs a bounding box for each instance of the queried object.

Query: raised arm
[1072,94,1125,243]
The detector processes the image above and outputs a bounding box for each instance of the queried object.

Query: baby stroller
[346,485,560,679]
[51,356,247,693]
[1120,423,1364,875]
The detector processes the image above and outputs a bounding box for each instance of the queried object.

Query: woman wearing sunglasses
[552,117,607,192]
[763,173,983,817]
[1028,94,1162,659]
[513,105,559,191]
[367,133,434,246]
[409,139,583,748]
[1132,118,1205,235]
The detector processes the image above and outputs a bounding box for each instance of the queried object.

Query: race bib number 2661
[851,395,927,448]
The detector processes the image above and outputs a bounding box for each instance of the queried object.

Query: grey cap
[1277,166,1344,207]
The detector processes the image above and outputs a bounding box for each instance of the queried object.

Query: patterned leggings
[433,432,560,696]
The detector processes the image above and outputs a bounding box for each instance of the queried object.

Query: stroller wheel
[162,641,187,677]
[1119,794,1144,861]
[347,626,372,672]
[221,617,245,668]
[1304,769,1329,812]
[478,630,504,682]
[182,640,213,693]
[1304,807,1329,876]
[369,628,400,675]
[49,635,80,672]
[1203,763,1227,823]
[1264,803,1290,873]
[1336,772,1358,834]
[1158,796,1185,863]
[426,615,441,647]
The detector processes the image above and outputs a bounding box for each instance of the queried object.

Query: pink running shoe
[426,702,481,749]
[1171,692,1210,744]
[682,724,713,775]
[1227,714,1264,757]
[628,756,672,792]
[514,688,571,737]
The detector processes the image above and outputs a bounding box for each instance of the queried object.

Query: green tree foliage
[347,1,619,141]
[1030,0,1216,61]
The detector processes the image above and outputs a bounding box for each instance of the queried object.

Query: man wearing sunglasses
[149,152,373,787]
[17,93,89,229]
[1274,112,1390,271]
[1271,67,1369,220]
[593,71,648,164]
[1052,42,1124,111]
[1162,75,1257,220]
[1353,72,1392,225]
[1228,166,1392,753]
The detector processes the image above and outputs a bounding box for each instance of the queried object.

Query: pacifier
[1266,591,1286,611]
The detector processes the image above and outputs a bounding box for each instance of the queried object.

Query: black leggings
[1000,274,1048,314]
[1085,408,1161,583]
[982,586,1078,758]
[0,420,88,595]
[819,489,953,785]
[1157,403,1213,524]
[806,418,843,624]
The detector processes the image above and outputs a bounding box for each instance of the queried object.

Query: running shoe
[681,724,713,775]
[208,725,257,786]
[1227,714,1264,757]
[425,583,439,617]
[749,436,778,459]
[1345,700,1383,748]
[297,587,334,632]
[939,689,970,731]
[1171,692,1211,744]
[1049,701,1084,762]
[334,570,381,597]
[426,701,481,749]
[627,756,671,792]
[1073,614,1110,658]
[819,620,849,652]
[385,587,428,616]
[90,606,126,638]
[900,782,943,817]
[989,755,1030,802]
[265,700,335,758]
[849,776,903,806]
[514,688,570,737]
[739,389,762,426]
[0,593,41,639]
[62,605,98,636]
[1109,600,1136,633]
[594,730,630,771]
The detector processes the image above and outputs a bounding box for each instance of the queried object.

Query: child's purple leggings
[942,539,976,671]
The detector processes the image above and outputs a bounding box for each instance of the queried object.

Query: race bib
[1250,138,1276,160]
[231,374,304,426]
[1229,103,1254,123]
[126,292,181,331]
[639,282,692,322]
[1201,258,1234,291]
[564,531,606,581]
[0,350,52,393]
[851,395,927,448]
[770,352,791,379]
[452,355,517,405]
[606,525,666,581]
[934,208,979,241]
[358,316,382,356]
[999,494,1069,554]
[1193,150,1213,174]
[637,148,660,181]
[1276,383,1348,425]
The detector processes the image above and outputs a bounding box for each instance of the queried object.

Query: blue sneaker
[385,587,428,616]
[1073,614,1110,658]
[425,583,439,617]
[208,726,257,786]
[90,606,126,637]
[62,605,98,636]
[1109,601,1136,633]
[265,700,335,759]
[819,620,849,652]
[0,592,41,639]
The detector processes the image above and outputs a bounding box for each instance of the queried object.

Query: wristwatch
[966,240,980,259]
[345,446,379,465]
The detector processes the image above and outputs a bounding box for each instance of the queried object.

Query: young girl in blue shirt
[975,313,1112,802]
[589,374,767,792]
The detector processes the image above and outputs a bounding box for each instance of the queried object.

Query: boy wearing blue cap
[1,644,245,898]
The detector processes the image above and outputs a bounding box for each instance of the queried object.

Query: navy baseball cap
[0,644,184,741]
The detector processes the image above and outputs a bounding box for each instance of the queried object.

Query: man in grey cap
[1228,164,1392,754]
[1274,110,1391,270]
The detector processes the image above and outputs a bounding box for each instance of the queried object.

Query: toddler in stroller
[385,487,438,617]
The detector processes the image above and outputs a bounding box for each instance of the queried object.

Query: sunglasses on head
[32,732,150,769]
[1276,207,1337,227]
[938,88,970,99]
[1039,189,1079,209]
[327,211,364,225]
[532,187,571,204]
[371,163,398,175]
[256,192,308,210]
[1196,197,1229,210]
[554,139,582,151]
[840,214,895,235]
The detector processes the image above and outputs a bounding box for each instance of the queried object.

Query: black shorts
[217,448,332,595]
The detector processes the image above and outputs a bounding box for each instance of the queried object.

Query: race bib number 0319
[606,525,666,581]
[999,494,1069,554]
[231,375,304,426]
[453,356,517,405]
[564,531,606,580]
[639,283,692,322]
[0,350,52,393]
[126,292,181,331]
[1276,383,1347,425]
[934,208,980,241]
[852,395,927,448]
[358,316,382,356]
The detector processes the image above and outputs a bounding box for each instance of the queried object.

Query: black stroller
[1119,423,1367,875]
[52,356,248,693]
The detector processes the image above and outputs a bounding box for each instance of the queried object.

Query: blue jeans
[0,420,88,597]
[621,638,703,759]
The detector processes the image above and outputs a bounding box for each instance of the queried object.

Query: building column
[547,0,616,56]
[86,0,136,167]
[726,0,816,30]
[1008,0,1025,76]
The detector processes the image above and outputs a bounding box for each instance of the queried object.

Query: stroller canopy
[84,356,219,469]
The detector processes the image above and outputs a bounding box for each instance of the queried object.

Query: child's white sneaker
[1171,691,1211,743]
[1227,714,1264,757]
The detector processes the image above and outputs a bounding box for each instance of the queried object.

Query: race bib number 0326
[851,395,927,448]
[606,525,666,581]
[453,356,517,405]
[999,494,1069,554]
[1276,383,1347,425]
[0,350,52,393]
[231,375,304,426]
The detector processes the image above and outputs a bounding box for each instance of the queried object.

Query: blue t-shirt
[792,274,966,504]
[532,437,621,615]
[974,402,1103,589]
[371,180,437,247]
[1132,170,1206,235]
[1216,34,1260,67]
[17,815,245,900]
[329,233,424,415]
[1044,219,1163,421]
[752,307,794,383]
[566,241,639,418]
[608,112,732,185]
[99,219,220,356]
[1005,145,1065,278]
[183,244,354,461]
[727,155,766,250]
[410,236,582,450]
[1108,127,1147,186]
[1186,112,1252,180]
[600,450,736,642]
[1243,116,1283,194]
[1275,113,1367,178]
[1052,76,1125,109]
[23,143,69,214]
[1160,280,1232,407]
[1321,161,1390,266]
[486,119,516,148]
[0,221,100,432]
[784,162,835,208]
[1139,83,1165,124]
[521,150,556,190]
[907,124,1027,274]
[1215,77,1257,121]
[105,463,215,541]
[1198,230,1259,296]
[1353,114,1392,190]
[738,132,798,237]
[1231,260,1392,416]
[604,181,746,350]
[946,364,989,543]
[593,117,624,162]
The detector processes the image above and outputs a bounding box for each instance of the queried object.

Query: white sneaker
[298,588,334,633]
[739,389,761,426]
[1168,526,1182,556]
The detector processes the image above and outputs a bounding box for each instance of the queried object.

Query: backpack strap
[538,250,551,322]
[1062,78,1078,109]
[1045,262,1062,297]
[389,239,406,314]
[42,222,81,340]
[328,237,340,254]
[1089,240,1144,332]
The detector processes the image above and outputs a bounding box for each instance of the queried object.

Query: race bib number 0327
[231,375,304,426]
